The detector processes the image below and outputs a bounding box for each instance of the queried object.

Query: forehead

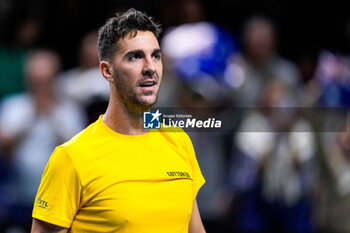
[117,30,160,54]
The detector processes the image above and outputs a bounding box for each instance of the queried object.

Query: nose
[142,57,156,76]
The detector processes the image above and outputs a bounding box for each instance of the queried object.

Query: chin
[139,96,158,107]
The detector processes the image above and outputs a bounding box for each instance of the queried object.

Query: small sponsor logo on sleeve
[37,197,48,209]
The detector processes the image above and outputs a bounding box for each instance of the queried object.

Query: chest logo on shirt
[37,197,48,209]
[167,171,191,178]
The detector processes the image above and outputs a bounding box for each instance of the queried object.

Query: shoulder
[60,121,98,148]
[50,121,101,170]
[158,124,190,140]
[159,123,186,133]
[157,125,194,153]
[57,118,104,160]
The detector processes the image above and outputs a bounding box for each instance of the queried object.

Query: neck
[102,89,149,135]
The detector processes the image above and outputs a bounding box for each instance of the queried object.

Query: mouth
[139,80,157,88]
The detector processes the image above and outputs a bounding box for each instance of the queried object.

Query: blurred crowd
[0,0,350,233]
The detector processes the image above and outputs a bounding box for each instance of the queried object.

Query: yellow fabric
[32,116,205,232]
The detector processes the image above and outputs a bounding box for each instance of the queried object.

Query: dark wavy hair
[97,8,161,61]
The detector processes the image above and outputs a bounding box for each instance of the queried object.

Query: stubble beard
[114,76,159,117]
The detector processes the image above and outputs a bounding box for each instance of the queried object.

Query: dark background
[0,0,349,70]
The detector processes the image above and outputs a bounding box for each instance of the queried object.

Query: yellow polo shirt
[32,116,205,232]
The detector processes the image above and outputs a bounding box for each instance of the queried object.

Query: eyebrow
[152,49,162,55]
[124,48,162,58]
[124,50,144,59]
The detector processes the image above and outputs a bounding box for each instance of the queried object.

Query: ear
[100,61,114,82]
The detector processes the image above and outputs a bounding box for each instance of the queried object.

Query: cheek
[157,63,163,78]
[115,67,138,85]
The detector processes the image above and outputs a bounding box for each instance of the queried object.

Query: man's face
[110,30,162,111]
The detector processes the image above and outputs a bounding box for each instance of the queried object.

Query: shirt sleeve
[32,146,82,228]
[183,132,205,200]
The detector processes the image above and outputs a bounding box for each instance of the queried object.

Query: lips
[139,80,156,87]
[140,81,156,87]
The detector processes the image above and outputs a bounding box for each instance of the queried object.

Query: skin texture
[31,30,206,233]
[31,219,67,233]
[189,199,207,233]
[100,30,163,135]
[108,30,163,111]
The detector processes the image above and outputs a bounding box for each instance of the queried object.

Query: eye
[128,52,143,61]
[152,52,161,60]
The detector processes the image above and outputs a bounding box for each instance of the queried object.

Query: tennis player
[31,8,206,233]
